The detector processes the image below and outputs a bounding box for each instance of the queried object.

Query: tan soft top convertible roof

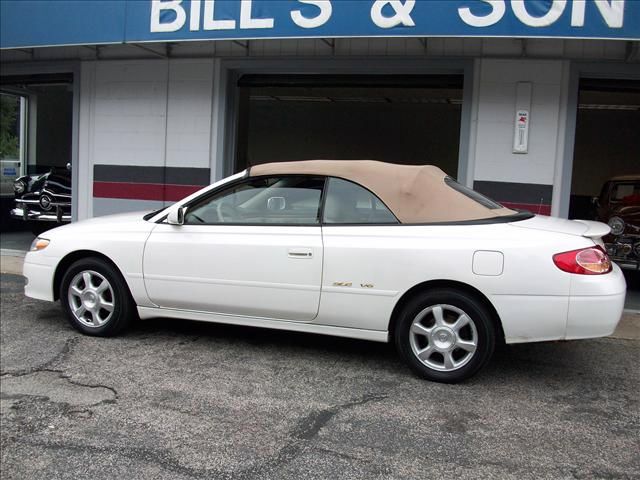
[249,160,516,224]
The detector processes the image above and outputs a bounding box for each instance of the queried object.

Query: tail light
[553,246,612,275]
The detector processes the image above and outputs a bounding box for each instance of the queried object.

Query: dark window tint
[184,176,325,225]
[444,177,503,210]
[323,177,398,224]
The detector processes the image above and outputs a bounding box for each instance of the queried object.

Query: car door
[143,175,325,321]
[318,177,401,330]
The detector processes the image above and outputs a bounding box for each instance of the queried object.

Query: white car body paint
[143,224,323,320]
[23,177,626,345]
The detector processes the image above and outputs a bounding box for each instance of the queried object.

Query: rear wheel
[60,257,135,336]
[395,288,496,383]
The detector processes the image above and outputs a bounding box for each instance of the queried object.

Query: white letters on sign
[240,0,274,29]
[458,0,506,27]
[150,0,628,34]
[189,0,201,31]
[571,0,624,28]
[458,0,625,29]
[204,0,236,30]
[371,0,416,29]
[150,0,186,32]
[291,0,332,29]
[511,0,567,28]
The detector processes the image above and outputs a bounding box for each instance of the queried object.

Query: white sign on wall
[513,110,530,154]
[513,81,532,154]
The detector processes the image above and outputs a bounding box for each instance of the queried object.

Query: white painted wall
[91,61,168,168]
[471,58,567,187]
[165,59,214,170]
[78,59,215,218]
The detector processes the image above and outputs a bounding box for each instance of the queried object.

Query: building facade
[1,0,639,224]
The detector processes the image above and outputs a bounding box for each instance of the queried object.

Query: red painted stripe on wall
[501,201,551,216]
[93,182,202,202]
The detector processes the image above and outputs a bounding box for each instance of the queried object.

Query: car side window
[184,176,325,225]
[323,177,398,224]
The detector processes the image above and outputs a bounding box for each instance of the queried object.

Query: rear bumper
[494,265,627,344]
[565,264,627,340]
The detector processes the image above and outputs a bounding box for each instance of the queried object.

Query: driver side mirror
[167,206,185,225]
[591,196,600,208]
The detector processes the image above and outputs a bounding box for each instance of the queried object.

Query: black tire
[60,257,135,336]
[394,288,496,384]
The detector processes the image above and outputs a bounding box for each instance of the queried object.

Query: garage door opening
[569,78,640,308]
[235,74,464,178]
[0,74,74,235]
[569,78,640,220]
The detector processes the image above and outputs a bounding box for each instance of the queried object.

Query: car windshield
[610,182,640,205]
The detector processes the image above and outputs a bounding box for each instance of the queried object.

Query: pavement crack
[16,439,225,479]
[0,336,79,377]
[292,393,388,441]
[0,369,117,407]
[61,373,119,402]
[237,393,388,479]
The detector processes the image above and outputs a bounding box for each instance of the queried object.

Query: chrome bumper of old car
[605,240,640,271]
[10,205,71,223]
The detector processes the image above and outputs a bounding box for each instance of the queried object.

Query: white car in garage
[23,160,626,383]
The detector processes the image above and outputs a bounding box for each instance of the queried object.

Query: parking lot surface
[1,273,639,480]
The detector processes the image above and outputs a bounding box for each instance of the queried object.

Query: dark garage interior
[569,78,640,221]
[235,75,464,178]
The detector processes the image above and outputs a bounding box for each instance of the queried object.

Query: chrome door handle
[288,248,313,259]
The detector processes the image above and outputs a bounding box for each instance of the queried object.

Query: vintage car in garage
[10,165,72,235]
[594,175,640,272]
[22,160,626,383]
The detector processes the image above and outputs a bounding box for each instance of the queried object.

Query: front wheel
[394,288,496,383]
[60,257,135,336]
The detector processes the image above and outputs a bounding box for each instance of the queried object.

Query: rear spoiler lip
[573,220,611,239]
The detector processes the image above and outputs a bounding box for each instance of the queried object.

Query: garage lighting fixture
[578,104,640,111]
[250,95,463,104]
[331,97,389,103]
[250,95,278,102]
[275,95,332,102]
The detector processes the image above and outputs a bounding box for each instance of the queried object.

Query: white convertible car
[23,160,626,383]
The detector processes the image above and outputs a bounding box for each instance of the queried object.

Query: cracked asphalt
[1,273,639,480]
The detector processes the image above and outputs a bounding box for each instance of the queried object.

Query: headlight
[14,179,26,195]
[608,217,625,236]
[30,238,50,252]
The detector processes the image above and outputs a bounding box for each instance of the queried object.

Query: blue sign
[2,0,639,49]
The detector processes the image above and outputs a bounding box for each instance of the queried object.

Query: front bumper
[23,257,56,302]
[10,206,71,223]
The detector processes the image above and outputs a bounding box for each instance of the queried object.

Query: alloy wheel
[409,304,478,372]
[67,270,115,328]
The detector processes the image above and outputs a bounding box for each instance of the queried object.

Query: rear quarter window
[444,177,503,210]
